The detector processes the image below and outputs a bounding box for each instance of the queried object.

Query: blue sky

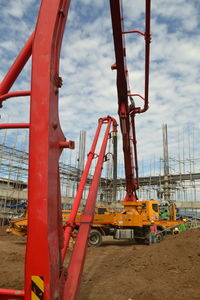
[0,0,200,176]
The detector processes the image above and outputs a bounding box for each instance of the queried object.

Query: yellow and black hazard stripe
[31,276,44,300]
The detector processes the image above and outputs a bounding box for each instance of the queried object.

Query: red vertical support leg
[62,119,103,261]
[64,118,113,300]
[25,0,71,299]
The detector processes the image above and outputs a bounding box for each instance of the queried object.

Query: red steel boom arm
[0,0,150,299]
[110,0,151,202]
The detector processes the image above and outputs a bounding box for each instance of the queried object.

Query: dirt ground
[0,227,200,300]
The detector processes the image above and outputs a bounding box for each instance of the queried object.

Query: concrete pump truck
[0,1,180,299]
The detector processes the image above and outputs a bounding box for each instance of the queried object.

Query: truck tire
[156,233,163,243]
[88,229,102,247]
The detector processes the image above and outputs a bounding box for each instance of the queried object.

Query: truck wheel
[156,233,163,243]
[88,229,102,247]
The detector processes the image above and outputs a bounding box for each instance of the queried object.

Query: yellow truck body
[7,200,180,245]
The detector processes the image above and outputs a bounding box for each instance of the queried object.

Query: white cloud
[0,0,200,178]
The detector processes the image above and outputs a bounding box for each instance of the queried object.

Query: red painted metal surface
[0,123,30,129]
[130,114,139,190]
[109,0,151,201]
[122,30,145,36]
[59,141,75,149]
[0,0,72,298]
[123,0,151,114]
[62,116,117,262]
[0,12,33,300]
[0,33,33,98]
[62,118,103,261]
[64,116,117,299]
[25,0,71,299]
[0,31,33,108]
[0,289,24,300]
[143,0,151,113]
[0,91,30,107]
[0,1,150,299]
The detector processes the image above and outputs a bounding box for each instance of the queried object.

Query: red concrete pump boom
[0,0,151,299]
[110,0,151,202]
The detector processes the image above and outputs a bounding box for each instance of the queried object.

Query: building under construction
[0,1,200,300]
[1,123,200,225]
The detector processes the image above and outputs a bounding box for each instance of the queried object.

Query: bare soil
[0,227,200,300]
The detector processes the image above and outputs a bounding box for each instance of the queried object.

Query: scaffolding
[1,125,200,224]
[0,128,117,224]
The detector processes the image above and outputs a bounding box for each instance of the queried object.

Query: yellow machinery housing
[7,200,180,246]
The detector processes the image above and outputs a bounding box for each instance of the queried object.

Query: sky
[0,0,200,177]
